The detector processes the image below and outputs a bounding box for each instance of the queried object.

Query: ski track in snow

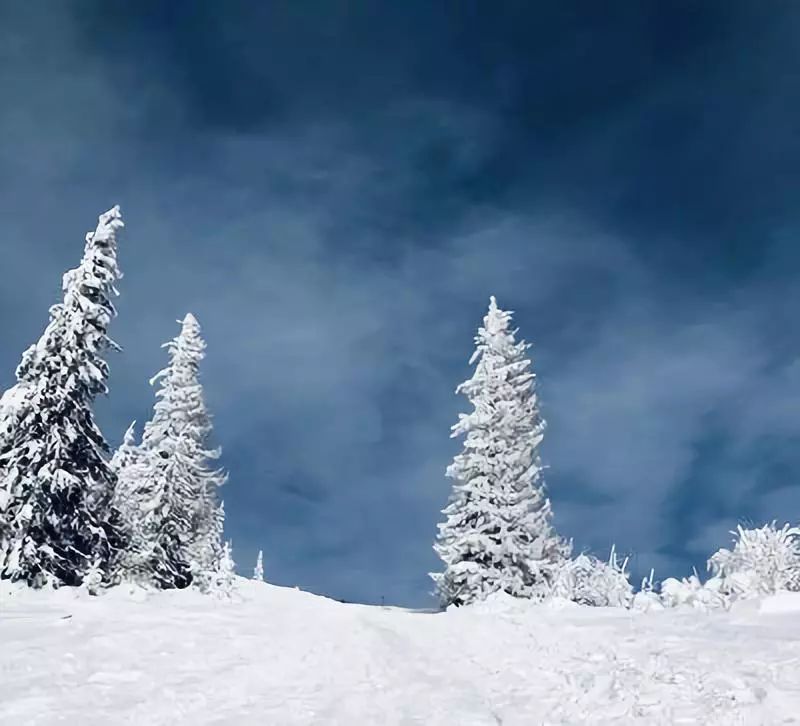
[1,580,800,725]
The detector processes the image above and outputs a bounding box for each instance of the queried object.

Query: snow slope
[1,579,799,725]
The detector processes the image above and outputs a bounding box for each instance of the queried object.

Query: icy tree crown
[145,313,211,451]
[16,205,123,393]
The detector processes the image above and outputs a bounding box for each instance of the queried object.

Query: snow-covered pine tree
[431,296,570,607]
[0,206,125,587]
[253,549,264,581]
[120,314,227,590]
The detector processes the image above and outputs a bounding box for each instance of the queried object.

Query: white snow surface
[2,579,800,725]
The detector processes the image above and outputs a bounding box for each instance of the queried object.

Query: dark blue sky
[1,2,799,606]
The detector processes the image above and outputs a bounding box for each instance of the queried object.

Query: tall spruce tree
[115,314,226,589]
[0,206,125,587]
[431,296,570,607]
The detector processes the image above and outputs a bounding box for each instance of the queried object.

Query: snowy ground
[1,579,800,725]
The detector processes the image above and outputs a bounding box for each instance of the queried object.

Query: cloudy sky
[1,2,799,606]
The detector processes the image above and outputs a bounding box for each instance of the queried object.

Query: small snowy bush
[632,590,663,612]
[82,555,105,596]
[659,574,727,611]
[551,546,634,608]
[632,569,663,612]
[707,522,800,599]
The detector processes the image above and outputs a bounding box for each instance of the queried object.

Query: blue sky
[1,3,799,606]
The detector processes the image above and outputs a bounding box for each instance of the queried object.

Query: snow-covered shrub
[660,576,693,608]
[632,569,663,612]
[551,546,634,608]
[655,522,800,611]
[659,574,726,611]
[82,555,105,595]
[707,522,800,599]
[632,590,664,612]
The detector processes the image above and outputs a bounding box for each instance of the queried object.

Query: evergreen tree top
[173,312,203,352]
[121,421,137,447]
[181,312,200,329]
[456,296,536,408]
[468,296,529,366]
[151,313,206,386]
[144,313,214,453]
[15,205,124,392]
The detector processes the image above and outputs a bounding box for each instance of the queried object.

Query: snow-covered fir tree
[253,549,264,581]
[0,207,125,587]
[431,296,570,607]
[114,314,227,590]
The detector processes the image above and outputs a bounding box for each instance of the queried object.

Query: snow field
[2,579,800,725]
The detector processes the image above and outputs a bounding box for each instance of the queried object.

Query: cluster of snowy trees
[0,207,234,596]
[1,206,796,609]
[430,297,800,610]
